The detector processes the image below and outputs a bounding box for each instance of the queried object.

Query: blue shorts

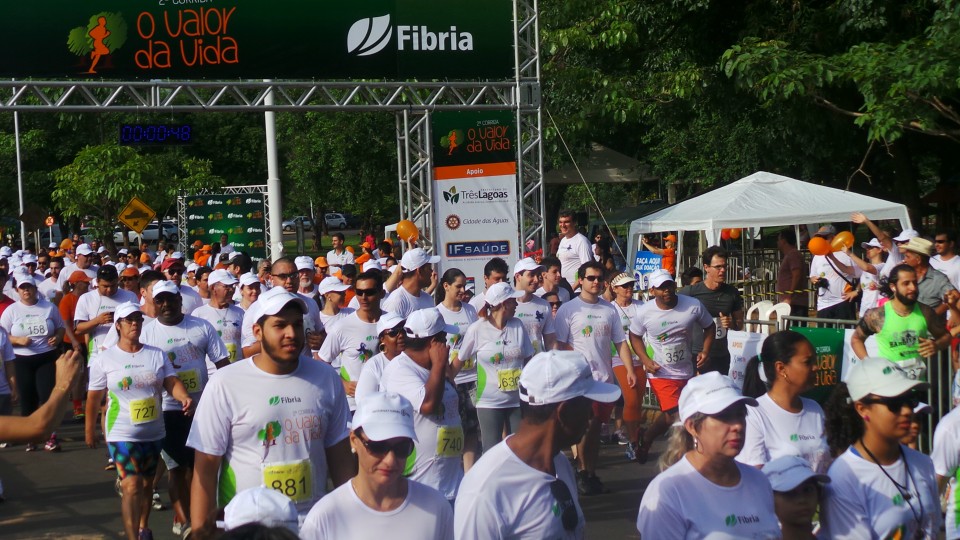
[107,440,163,480]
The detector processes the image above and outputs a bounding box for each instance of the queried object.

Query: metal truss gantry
[1,0,546,252]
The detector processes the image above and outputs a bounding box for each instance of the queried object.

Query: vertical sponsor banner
[633,251,662,290]
[432,111,518,294]
[185,193,267,264]
[793,327,844,404]
[726,330,767,390]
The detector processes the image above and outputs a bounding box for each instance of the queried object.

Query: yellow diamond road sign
[118,197,156,234]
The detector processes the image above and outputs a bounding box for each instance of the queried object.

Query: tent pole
[677,231,684,284]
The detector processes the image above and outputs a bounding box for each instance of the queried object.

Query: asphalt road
[0,413,661,539]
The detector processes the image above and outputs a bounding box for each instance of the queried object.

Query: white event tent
[626,171,912,267]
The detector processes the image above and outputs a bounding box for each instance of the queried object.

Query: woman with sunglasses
[608,272,646,460]
[355,312,405,405]
[541,290,562,318]
[637,372,781,538]
[739,330,830,473]
[301,392,453,539]
[435,268,481,470]
[85,302,192,540]
[821,357,940,538]
[455,282,534,454]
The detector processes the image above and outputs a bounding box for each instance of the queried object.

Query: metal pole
[14,108,26,250]
[264,79,283,261]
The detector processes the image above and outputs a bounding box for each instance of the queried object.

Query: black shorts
[456,382,480,435]
[161,410,195,469]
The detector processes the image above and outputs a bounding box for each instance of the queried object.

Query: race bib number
[714,318,728,339]
[22,315,50,338]
[263,460,313,504]
[436,426,464,458]
[226,343,238,362]
[497,368,522,392]
[662,343,687,365]
[897,358,927,382]
[177,369,200,392]
[129,397,159,425]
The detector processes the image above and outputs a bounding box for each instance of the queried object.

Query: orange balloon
[396,220,419,242]
[720,229,731,241]
[808,236,830,256]
[831,231,854,252]
[730,228,741,240]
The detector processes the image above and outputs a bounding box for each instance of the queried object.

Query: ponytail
[741,330,811,399]
[741,355,770,399]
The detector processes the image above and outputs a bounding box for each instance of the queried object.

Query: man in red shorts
[629,269,715,464]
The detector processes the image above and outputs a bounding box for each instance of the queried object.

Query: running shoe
[587,473,606,494]
[138,527,153,540]
[25,443,37,452]
[152,490,165,510]
[0,442,8,448]
[615,430,629,446]
[104,459,116,471]
[576,469,600,496]
[43,435,61,452]
[171,521,186,537]
[625,442,637,461]
[73,408,85,421]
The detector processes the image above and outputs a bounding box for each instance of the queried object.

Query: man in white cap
[900,237,955,315]
[57,243,99,293]
[295,255,320,301]
[553,260,636,495]
[316,276,354,329]
[188,291,354,530]
[141,279,229,534]
[455,350,621,539]
[382,248,438,318]
[191,269,244,363]
[630,268,716,464]
[513,257,556,353]
[74,265,138,364]
[301,392,454,540]
[807,224,859,319]
[318,270,383,413]
[160,258,204,315]
[380,308,462,502]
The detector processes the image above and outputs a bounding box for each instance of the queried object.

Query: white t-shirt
[535,286,571,303]
[822,446,940,540]
[629,296,713,380]
[381,286,434,319]
[57,263,99,292]
[611,300,642,367]
[191,304,245,363]
[380,353,463,500]
[302,480,453,540]
[437,302,479,385]
[931,407,960,539]
[179,284,204,315]
[931,254,960,290]
[554,297,625,384]
[636,455,781,539]
[457,318,533,409]
[879,247,905,279]
[74,289,138,359]
[318,311,379,411]
[557,233,592,286]
[317,307,354,330]
[37,277,60,303]
[354,352,391,406]
[0,299,64,356]
[140,316,228,411]
[186,357,351,515]
[88,344,174,443]
[737,394,830,473]
[455,439,585,540]
[515,296,555,355]
[859,263,884,316]
[326,249,354,269]
[809,252,860,311]
[0,330,15,395]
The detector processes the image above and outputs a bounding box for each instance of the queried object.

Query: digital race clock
[119,124,193,146]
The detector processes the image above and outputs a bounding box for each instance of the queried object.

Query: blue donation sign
[633,251,662,289]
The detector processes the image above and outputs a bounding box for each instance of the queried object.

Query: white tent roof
[627,171,912,252]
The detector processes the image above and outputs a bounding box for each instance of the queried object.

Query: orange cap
[314,256,328,268]
[60,239,74,250]
[140,253,151,263]
[201,244,212,251]
[67,270,92,283]
[121,267,140,278]
[665,234,677,242]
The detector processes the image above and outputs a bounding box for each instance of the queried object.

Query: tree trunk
[888,140,922,228]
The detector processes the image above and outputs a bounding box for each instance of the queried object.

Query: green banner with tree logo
[793,327,844,404]
[1,0,513,80]
[185,194,266,264]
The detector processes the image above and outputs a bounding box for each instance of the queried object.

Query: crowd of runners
[1,208,960,539]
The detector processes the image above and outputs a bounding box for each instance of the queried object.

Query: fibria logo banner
[2,0,514,80]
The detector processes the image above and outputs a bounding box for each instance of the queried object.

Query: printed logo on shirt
[535,310,544,322]
[725,513,761,527]
[268,395,302,406]
[489,352,504,365]
[892,493,905,506]
[889,330,919,349]
[357,342,373,363]
[586,314,602,320]
[581,326,593,337]
[118,377,133,391]
[655,332,668,343]
[790,433,817,442]
[258,421,282,446]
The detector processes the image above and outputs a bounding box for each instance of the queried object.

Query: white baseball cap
[227,251,241,262]
[151,280,180,298]
[113,301,142,322]
[861,238,882,249]
[404,308,458,339]
[0,246,11,258]
[893,229,919,242]
[513,257,543,275]
[117,248,128,255]
[484,282,524,307]
[219,486,298,532]
[763,456,830,492]
[377,312,406,336]
[317,276,350,295]
[914,402,933,415]
[239,272,260,288]
[678,372,758,422]
[352,391,418,442]
[97,246,107,254]
[363,259,383,272]
[21,253,38,265]
[76,244,94,256]
[208,269,238,287]
[294,256,314,271]
[846,357,928,401]
[399,248,440,271]
[186,263,199,274]
[15,275,37,289]
[519,350,621,405]
[48,242,57,249]
[647,269,675,289]
[257,291,307,318]
[169,251,184,260]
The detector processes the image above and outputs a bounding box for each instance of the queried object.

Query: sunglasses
[549,301,562,308]
[549,479,579,531]
[165,269,184,275]
[382,327,404,338]
[358,435,415,459]
[271,272,297,281]
[582,275,603,282]
[355,288,379,297]
[935,240,948,244]
[860,393,920,414]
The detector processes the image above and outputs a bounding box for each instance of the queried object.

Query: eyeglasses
[358,435,415,459]
[582,275,603,282]
[860,393,920,414]
[382,327,404,338]
[120,316,144,324]
[549,479,579,531]
[271,272,297,281]
[707,265,726,270]
[355,288,379,297]
[549,301,562,308]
